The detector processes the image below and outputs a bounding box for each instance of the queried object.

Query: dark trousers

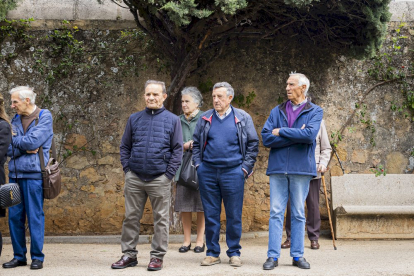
[197,162,245,257]
[285,178,321,241]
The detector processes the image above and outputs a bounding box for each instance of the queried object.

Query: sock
[273,257,278,261]
[293,257,300,261]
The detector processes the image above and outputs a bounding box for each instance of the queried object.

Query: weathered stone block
[386,152,407,174]
[351,150,367,164]
[80,167,104,183]
[332,174,414,239]
[64,134,88,149]
[65,156,91,170]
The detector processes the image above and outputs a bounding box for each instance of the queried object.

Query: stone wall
[1,3,413,235]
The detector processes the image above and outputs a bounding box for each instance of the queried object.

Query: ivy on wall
[329,22,413,176]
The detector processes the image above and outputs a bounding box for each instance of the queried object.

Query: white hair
[181,86,203,107]
[9,86,36,104]
[213,82,234,97]
[289,73,310,96]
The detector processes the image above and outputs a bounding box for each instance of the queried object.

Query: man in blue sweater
[112,80,183,271]
[261,73,323,270]
[192,82,259,267]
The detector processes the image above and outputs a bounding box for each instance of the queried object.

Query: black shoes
[2,258,27,268]
[293,257,310,269]
[178,244,191,253]
[30,259,43,270]
[194,244,205,253]
[263,257,278,270]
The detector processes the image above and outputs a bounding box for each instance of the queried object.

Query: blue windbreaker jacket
[7,109,53,179]
[192,106,259,177]
[261,100,323,177]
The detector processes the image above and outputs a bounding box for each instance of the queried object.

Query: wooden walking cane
[321,173,337,250]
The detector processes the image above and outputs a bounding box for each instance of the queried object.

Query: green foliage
[0,0,18,21]
[123,0,391,59]
[355,103,377,147]
[330,130,343,149]
[198,79,214,94]
[368,22,414,121]
[0,18,33,43]
[371,164,386,177]
[233,91,256,108]
[162,0,213,26]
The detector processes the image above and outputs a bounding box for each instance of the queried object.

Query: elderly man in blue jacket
[112,80,183,271]
[3,86,53,270]
[261,73,323,270]
[192,82,259,267]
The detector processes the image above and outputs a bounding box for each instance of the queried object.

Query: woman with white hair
[174,87,205,253]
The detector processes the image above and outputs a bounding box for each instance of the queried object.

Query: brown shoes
[311,240,320,250]
[281,239,291,249]
[111,255,138,269]
[147,257,163,271]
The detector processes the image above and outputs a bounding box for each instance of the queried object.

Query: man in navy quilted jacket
[3,86,53,270]
[112,80,183,271]
[261,73,323,271]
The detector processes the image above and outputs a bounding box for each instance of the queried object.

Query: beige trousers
[121,171,171,259]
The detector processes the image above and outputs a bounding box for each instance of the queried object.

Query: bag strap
[11,143,17,180]
[35,110,56,172]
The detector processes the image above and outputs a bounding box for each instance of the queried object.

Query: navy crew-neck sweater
[203,109,242,168]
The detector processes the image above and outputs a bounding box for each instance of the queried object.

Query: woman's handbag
[0,144,22,208]
[0,183,21,208]
[177,150,199,191]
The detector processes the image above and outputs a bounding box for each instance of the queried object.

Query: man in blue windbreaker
[261,73,323,271]
[4,86,53,270]
[192,82,259,267]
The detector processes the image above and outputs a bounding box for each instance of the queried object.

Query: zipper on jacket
[144,113,154,172]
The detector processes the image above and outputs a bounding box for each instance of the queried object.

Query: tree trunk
[165,48,201,114]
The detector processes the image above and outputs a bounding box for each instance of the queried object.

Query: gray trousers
[121,171,171,259]
[285,178,321,241]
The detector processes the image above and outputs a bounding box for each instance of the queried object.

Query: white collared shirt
[215,106,232,119]
[291,98,307,111]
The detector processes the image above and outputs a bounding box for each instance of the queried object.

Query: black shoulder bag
[0,144,22,208]
[177,150,199,191]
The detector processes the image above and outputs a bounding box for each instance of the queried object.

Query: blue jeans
[197,163,245,257]
[267,174,312,258]
[8,179,45,262]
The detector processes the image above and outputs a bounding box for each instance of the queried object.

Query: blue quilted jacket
[120,106,183,181]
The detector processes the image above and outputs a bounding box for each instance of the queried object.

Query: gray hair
[145,80,167,94]
[213,82,234,98]
[289,73,310,96]
[181,86,203,107]
[9,86,36,104]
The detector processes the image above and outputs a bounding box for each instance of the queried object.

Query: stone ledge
[336,205,414,215]
[332,174,414,239]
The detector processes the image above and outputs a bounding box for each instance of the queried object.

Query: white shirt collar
[215,106,232,119]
